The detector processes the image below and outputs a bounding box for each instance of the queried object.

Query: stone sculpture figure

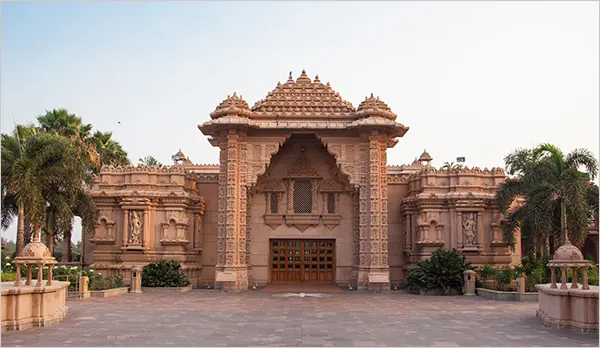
[129,211,143,244]
[462,213,476,246]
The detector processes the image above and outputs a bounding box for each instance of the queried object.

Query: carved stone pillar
[357,136,390,291]
[352,190,360,286]
[216,130,248,291]
[122,210,129,247]
[357,143,371,289]
[477,212,483,250]
[457,212,463,249]
[142,209,149,249]
[404,214,411,252]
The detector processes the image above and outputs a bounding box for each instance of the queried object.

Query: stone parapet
[1,281,69,332]
[536,283,599,331]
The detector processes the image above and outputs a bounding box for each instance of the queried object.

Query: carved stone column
[142,209,149,249]
[477,212,483,250]
[352,190,360,287]
[357,143,371,289]
[216,130,248,291]
[457,212,463,250]
[122,210,129,247]
[357,136,390,291]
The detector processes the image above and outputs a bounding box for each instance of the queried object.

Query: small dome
[296,69,312,84]
[210,92,252,119]
[21,240,52,259]
[14,239,57,265]
[356,94,397,120]
[419,149,432,162]
[553,240,584,261]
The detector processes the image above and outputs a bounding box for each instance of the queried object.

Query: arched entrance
[251,134,352,285]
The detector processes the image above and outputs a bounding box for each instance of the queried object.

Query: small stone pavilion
[87,70,517,291]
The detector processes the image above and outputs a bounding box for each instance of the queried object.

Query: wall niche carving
[160,210,189,244]
[91,215,116,244]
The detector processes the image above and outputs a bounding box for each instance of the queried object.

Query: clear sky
[1,1,598,243]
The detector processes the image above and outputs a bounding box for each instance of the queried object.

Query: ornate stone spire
[250,70,356,120]
[210,92,252,119]
[296,69,312,84]
[356,93,397,120]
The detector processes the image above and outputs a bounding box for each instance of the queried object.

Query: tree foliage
[138,155,163,168]
[495,144,598,253]
[1,108,130,258]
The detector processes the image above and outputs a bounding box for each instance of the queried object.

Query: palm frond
[565,148,599,180]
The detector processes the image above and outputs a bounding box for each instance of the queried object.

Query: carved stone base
[215,266,248,292]
[356,268,370,291]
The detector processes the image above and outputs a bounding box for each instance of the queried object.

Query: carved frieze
[285,156,320,178]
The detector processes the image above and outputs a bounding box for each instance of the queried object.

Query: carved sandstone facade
[86,70,520,290]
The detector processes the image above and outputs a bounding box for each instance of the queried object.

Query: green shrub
[142,260,190,288]
[478,265,497,282]
[405,248,473,295]
[494,266,518,291]
[588,265,599,286]
[1,271,16,282]
[89,274,124,291]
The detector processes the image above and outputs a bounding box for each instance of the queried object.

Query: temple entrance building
[87,70,516,291]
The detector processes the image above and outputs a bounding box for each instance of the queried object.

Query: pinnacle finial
[288,71,293,80]
[301,69,306,75]
[370,93,374,98]
[232,92,238,98]
[315,74,319,81]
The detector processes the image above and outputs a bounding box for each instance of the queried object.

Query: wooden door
[269,239,335,283]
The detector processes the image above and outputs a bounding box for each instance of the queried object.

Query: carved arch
[247,135,291,187]
[314,134,360,187]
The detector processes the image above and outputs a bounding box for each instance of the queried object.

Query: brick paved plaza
[2,290,598,347]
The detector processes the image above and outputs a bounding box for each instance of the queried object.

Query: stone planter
[418,288,461,296]
[476,287,538,302]
[141,284,192,293]
[89,287,130,298]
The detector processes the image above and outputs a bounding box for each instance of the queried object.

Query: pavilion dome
[210,92,252,119]
[356,94,397,121]
[419,150,433,162]
[553,239,584,261]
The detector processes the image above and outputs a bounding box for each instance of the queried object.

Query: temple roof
[250,70,357,120]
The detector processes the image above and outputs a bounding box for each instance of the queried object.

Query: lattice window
[326,193,336,214]
[269,193,279,214]
[293,180,313,213]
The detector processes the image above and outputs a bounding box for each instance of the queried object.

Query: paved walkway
[2,290,598,347]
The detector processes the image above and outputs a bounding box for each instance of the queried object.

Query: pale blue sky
[2,1,598,242]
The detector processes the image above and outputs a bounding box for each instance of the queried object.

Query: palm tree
[1,132,74,255]
[36,109,100,261]
[442,161,463,170]
[495,144,598,256]
[138,156,163,168]
[91,131,129,169]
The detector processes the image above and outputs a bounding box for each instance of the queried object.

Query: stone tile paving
[2,290,598,347]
